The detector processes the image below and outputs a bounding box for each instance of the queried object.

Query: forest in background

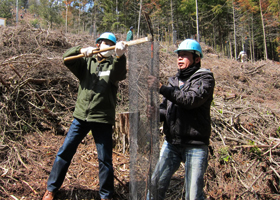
[0,0,279,61]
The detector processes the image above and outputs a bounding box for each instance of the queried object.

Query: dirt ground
[1,25,280,200]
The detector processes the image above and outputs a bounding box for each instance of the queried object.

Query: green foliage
[179,0,195,14]
[0,0,13,19]
[266,111,272,115]
[40,0,63,29]
[30,19,39,28]
[218,146,231,163]
[111,22,126,33]
[248,140,262,156]
[276,126,280,137]
[212,4,224,15]
[22,125,30,132]
[15,0,279,61]
[28,0,40,15]
[28,0,63,29]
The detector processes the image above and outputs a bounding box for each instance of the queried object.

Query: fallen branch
[22,180,38,195]
[270,166,280,179]
[14,146,29,170]
[239,171,264,197]
[243,64,265,74]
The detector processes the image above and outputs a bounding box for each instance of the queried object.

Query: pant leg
[47,118,90,192]
[183,145,208,200]
[148,140,181,200]
[91,122,114,199]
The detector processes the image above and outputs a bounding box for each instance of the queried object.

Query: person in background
[147,39,215,200]
[237,50,247,63]
[42,32,128,200]
[126,26,134,41]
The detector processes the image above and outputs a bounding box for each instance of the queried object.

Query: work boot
[42,190,55,200]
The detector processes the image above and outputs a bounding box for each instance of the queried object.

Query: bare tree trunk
[259,0,268,60]
[229,40,233,59]
[196,0,199,42]
[213,25,216,50]
[93,1,97,39]
[171,0,175,44]
[249,27,252,62]
[232,0,237,59]
[137,0,142,38]
[116,0,119,32]
[65,4,68,33]
[78,1,81,34]
[251,15,255,62]
[16,0,18,25]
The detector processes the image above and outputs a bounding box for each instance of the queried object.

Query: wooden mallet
[64,35,152,62]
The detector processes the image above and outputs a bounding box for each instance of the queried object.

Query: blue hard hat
[174,39,203,58]
[96,32,117,44]
[130,26,134,30]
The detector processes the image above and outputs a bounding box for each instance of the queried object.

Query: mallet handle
[64,36,151,62]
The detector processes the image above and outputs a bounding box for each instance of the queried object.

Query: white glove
[80,47,97,57]
[115,41,128,57]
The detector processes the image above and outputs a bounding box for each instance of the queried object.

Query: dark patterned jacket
[159,68,215,145]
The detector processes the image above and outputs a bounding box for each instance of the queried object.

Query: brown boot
[42,190,55,200]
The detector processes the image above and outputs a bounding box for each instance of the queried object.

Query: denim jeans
[149,140,208,200]
[47,118,114,199]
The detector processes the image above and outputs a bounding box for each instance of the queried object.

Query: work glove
[80,47,97,57]
[146,104,156,119]
[115,41,128,57]
[147,75,162,89]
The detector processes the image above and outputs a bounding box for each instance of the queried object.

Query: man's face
[177,51,200,69]
[97,39,114,47]
[101,39,114,46]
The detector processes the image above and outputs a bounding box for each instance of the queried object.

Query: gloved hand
[147,75,162,89]
[80,47,97,57]
[146,105,156,119]
[115,41,128,57]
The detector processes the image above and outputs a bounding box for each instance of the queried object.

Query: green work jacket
[126,30,133,41]
[63,46,127,125]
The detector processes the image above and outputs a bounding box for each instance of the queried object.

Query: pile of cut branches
[201,58,280,199]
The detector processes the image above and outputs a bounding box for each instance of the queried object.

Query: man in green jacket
[42,32,127,200]
[126,26,133,41]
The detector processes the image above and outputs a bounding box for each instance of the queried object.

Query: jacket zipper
[85,63,101,121]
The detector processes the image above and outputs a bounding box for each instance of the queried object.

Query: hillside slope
[0,25,280,200]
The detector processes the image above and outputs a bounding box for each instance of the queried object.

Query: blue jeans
[47,118,114,199]
[149,140,208,200]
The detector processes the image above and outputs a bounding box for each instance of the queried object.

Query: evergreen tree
[0,0,13,21]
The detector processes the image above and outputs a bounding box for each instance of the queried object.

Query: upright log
[114,112,139,153]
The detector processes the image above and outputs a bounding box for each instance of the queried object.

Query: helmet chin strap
[192,53,201,68]
[189,60,196,68]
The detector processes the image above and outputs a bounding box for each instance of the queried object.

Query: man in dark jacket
[42,32,127,200]
[147,39,215,200]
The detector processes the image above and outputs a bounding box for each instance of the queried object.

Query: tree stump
[114,112,139,153]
